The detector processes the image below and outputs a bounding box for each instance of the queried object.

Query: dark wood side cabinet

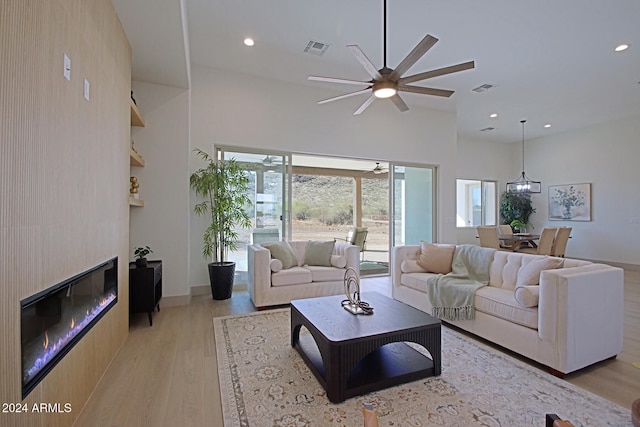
[129,260,162,326]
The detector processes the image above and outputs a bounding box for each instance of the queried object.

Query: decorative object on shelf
[133,245,153,267]
[507,120,541,193]
[341,267,373,315]
[190,148,252,300]
[500,191,535,230]
[130,176,139,198]
[131,140,141,156]
[131,90,137,105]
[549,183,591,221]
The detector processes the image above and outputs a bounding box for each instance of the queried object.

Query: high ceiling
[113,0,640,143]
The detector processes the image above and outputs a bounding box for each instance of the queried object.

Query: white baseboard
[161,294,191,307]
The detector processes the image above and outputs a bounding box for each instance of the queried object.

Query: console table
[129,260,162,326]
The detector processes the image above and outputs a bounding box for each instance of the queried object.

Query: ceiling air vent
[480,127,495,132]
[304,40,330,56]
[472,83,495,93]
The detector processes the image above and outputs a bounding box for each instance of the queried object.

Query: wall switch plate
[84,79,90,101]
[63,54,71,80]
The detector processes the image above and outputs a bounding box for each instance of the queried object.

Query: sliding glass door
[391,163,436,246]
[216,148,290,284]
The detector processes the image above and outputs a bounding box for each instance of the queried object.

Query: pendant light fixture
[506,120,541,193]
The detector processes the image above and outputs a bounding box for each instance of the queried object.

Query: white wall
[130,81,191,300]
[523,115,640,264]
[456,136,517,244]
[457,116,640,265]
[189,65,459,289]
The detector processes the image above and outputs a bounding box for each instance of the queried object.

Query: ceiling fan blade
[308,76,371,86]
[317,88,371,105]
[353,94,376,115]
[390,34,439,81]
[399,61,475,85]
[389,94,409,112]
[347,45,383,80]
[398,84,454,97]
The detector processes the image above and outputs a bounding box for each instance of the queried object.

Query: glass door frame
[389,161,438,248]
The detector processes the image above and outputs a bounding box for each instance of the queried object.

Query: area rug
[359,260,389,276]
[214,309,629,426]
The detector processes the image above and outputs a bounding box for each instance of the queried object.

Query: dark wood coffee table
[290,292,441,403]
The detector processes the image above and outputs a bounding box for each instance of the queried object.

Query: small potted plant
[509,219,529,234]
[134,246,153,268]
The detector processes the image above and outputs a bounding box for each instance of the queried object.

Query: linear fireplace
[20,257,118,398]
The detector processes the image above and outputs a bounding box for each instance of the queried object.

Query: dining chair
[336,227,368,260]
[520,227,557,255]
[497,224,513,248]
[552,227,572,257]
[477,226,503,249]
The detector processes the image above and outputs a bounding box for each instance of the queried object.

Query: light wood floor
[73,271,640,426]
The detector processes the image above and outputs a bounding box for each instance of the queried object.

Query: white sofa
[391,244,624,376]
[248,240,360,308]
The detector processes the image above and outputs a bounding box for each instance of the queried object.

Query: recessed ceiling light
[544,123,551,128]
[614,43,629,52]
[489,113,498,118]
[244,38,255,47]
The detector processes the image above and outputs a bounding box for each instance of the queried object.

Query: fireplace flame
[43,332,49,350]
[70,318,75,329]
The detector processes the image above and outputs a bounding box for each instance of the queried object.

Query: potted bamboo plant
[190,148,252,300]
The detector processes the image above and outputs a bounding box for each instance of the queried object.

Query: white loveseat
[248,240,360,309]
[391,243,624,376]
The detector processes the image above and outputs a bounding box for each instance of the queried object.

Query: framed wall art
[548,183,591,221]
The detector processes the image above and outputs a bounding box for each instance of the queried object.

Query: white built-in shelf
[130,149,145,167]
[130,100,145,127]
[129,197,144,207]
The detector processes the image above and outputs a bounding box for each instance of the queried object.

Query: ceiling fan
[262,155,281,167]
[308,0,475,115]
[362,162,388,175]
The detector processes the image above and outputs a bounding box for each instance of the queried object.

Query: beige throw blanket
[427,245,495,320]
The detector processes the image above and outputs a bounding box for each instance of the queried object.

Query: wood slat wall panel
[0,1,131,425]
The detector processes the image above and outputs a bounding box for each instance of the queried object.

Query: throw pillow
[304,240,335,267]
[417,242,455,274]
[269,258,283,273]
[516,257,564,287]
[514,285,540,307]
[330,254,347,268]
[401,259,427,273]
[261,241,298,270]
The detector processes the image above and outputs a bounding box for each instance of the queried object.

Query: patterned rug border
[214,308,629,426]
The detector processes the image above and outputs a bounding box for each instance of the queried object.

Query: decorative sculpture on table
[341,267,373,315]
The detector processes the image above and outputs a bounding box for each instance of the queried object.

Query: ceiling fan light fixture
[373,81,397,98]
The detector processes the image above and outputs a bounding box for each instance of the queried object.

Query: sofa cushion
[261,241,298,269]
[401,259,427,273]
[400,272,440,293]
[305,265,346,282]
[516,257,564,287]
[271,267,313,287]
[417,242,455,274]
[330,254,347,268]
[514,285,539,307]
[270,258,283,273]
[304,240,335,266]
[475,287,538,329]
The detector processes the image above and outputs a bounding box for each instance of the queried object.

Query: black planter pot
[135,258,148,268]
[208,261,235,300]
